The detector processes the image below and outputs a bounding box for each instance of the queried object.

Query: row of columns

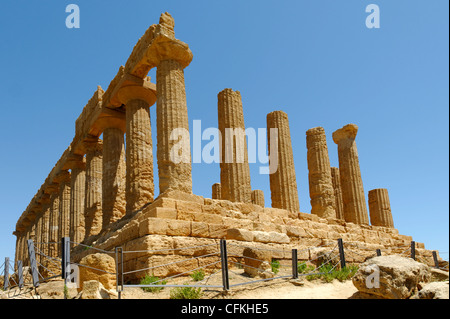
[306,123,394,227]
[15,15,195,263]
[211,94,394,229]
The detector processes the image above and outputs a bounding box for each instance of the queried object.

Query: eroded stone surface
[267,111,300,213]
[306,127,336,219]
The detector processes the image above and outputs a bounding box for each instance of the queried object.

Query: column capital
[37,193,51,206]
[332,124,358,144]
[66,154,86,170]
[82,136,103,154]
[44,182,60,195]
[146,35,193,70]
[110,73,157,107]
[54,170,71,184]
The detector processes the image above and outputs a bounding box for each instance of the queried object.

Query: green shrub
[190,270,205,282]
[140,274,167,293]
[304,263,359,283]
[298,263,315,274]
[271,259,281,274]
[170,285,203,299]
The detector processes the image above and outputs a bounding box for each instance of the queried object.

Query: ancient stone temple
[12,12,439,278]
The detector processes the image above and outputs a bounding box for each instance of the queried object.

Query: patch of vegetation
[63,284,69,299]
[190,270,205,282]
[298,262,358,283]
[271,259,281,274]
[170,285,203,299]
[298,263,315,274]
[139,274,167,293]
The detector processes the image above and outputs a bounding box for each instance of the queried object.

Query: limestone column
[40,203,50,257]
[34,210,43,263]
[115,77,156,215]
[212,183,221,200]
[218,89,252,203]
[368,188,394,228]
[306,127,336,219]
[47,183,60,257]
[330,167,345,220]
[144,13,194,195]
[102,127,126,226]
[267,111,300,212]
[251,190,265,207]
[55,170,71,242]
[156,59,192,195]
[84,137,103,238]
[68,156,86,244]
[332,124,369,225]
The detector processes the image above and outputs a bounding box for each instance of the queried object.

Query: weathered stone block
[226,228,254,242]
[209,224,227,238]
[166,220,191,236]
[145,207,178,219]
[191,222,210,237]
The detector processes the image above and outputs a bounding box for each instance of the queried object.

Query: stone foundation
[71,192,437,283]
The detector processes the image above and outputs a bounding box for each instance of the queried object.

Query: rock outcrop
[352,255,432,299]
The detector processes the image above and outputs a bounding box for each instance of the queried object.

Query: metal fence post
[3,257,9,290]
[432,251,439,269]
[292,249,298,279]
[115,247,123,299]
[61,237,71,281]
[337,238,346,269]
[27,239,40,288]
[220,239,230,291]
[17,260,24,289]
[410,241,416,260]
[376,249,382,257]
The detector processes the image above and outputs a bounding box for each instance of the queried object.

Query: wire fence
[2,236,448,299]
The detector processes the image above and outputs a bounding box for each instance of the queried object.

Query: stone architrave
[267,111,300,212]
[368,188,394,228]
[332,124,369,225]
[306,127,336,219]
[83,137,103,238]
[67,155,86,244]
[330,167,345,220]
[212,183,221,200]
[218,88,252,203]
[251,190,265,207]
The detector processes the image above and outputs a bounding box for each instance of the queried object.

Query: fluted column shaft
[40,202,50,258]
[56,171,71,242]
[84,139,103,238]
[217,89,252,203]
[306,127,336,218]
[49,191,60,257]
[156,59,192,194]
[125,99,154,214]
[332,124,369,225]
[330,167,345,220]
[212,183,221,200]
[69,160,86,244]
[368,188,394,228]
[251,190,265,207]
[103,127,126,225]
[267,111,300,212]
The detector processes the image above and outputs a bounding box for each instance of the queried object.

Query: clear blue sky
[0,0,448,263]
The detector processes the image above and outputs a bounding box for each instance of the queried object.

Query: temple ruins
[12,13,441,282]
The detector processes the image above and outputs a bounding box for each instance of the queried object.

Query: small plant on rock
[140,274,167,293]
[170,285,202,299]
